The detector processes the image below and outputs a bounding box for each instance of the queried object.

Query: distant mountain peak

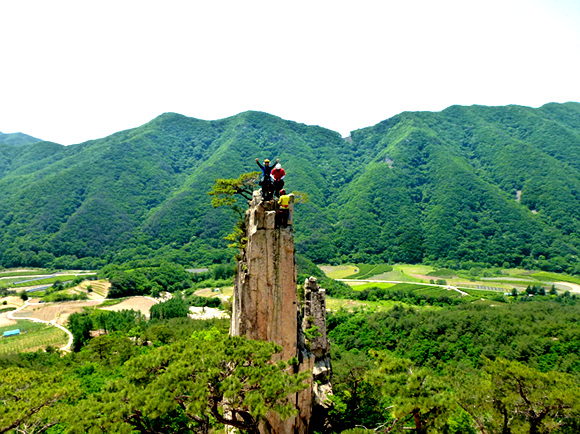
[0,131,42,146]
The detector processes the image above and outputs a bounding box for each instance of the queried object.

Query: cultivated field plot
[98,296,158,318]
[194,287,233,300]
[326,297,419,312]
[553,282,580,293]
[320,264,358,279]
[325,263,580,296]
[323,263,428,282]
[12,300,103,325]
[346,281,395,291]
[0,269,51,278]
[85,280,110,298]
[343,264,394,279]
[387,283,470,299]
[0,320,68,354]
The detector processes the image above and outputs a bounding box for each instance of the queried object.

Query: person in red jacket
[271,163,286,198]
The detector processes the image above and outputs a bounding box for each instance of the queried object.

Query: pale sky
[1,0,579,145]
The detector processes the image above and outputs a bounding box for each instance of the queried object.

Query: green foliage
[0,131,42,146]
[327,282,473,306]
[447,358,580,434]
[427,268,457,278]
[0,366,81,433]
[296,254,352,298]
[344,263,394,279]
[530,271,580,284]
[329,298,580,431]
[42,291,88,302]
[67,312,93,351]
[149,296,190,320]
[186,295,222,308]
[2,105,580,271]
[3,296,580,433]
[107,270,148,298]
[208,171,260,213]
[328,301,580,372]
[91,309,146,334]
[208,171,261,250]
[366,351,449,433]
[65,332,309,433]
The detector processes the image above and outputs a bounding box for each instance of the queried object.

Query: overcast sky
[1,0,579,145]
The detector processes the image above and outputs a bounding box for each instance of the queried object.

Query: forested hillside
[0,103,579,273]
[0,131,41,146]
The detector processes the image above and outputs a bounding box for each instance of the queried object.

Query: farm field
[0,269,97,292]
[194,286,233,301]
[345,281,395,291]
[0,269,53,278]
[326,297,416,312]
[12,300,103,326]
[529,271,580,285]
[99,296,158,318]
[322,263,580,295]
[84,280,110,298]
[0,320,68,354]
[343,264,395,279]
[319,265,358,279]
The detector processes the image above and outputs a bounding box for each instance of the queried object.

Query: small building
[3,329,20,337]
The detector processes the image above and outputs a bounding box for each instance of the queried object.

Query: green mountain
[0,131,41,146]
[0,103,579,273]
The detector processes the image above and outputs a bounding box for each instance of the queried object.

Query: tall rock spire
[229,191,298,361]
[230,191,331,433]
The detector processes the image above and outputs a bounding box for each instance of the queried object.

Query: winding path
[7,300,74,352]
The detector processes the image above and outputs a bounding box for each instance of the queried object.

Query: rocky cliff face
[229,191,298,361]
[302,276,332,426]
[230,191,332,433]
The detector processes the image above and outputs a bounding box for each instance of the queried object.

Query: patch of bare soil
[194,287,233,301]
[99,297,158,318]
[412,274,442,281]
[555,282,580,293]
[189,306,229,320]
[0,311,17,327]
[11,300,103,326]
[1,296,24,309]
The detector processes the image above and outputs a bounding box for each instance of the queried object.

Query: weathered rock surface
[230,191,332,433]
[302,277,330,359]
[302,277,333,431]
[230,192,298,361]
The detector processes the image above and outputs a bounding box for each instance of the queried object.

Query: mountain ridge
[0,102,579,273]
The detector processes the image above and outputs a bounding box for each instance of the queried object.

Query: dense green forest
[2,296,580,433]
[1,103,579,273]
[0,131,41,147]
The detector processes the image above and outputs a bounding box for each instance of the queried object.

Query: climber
[277,189,290,228]
[271,162,286,198]
[255,158,278,201]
